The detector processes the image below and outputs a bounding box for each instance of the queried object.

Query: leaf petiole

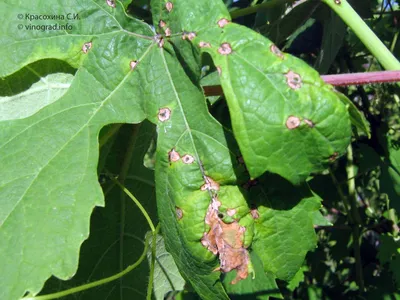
[110,175,156,233]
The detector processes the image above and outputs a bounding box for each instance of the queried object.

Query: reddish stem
[203,70,400,96]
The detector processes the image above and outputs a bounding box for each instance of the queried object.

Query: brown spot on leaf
[334,0,341,4]
[164,27,171,37]
[304,119,314,127]
[217,18,230,28]
[166,1,173,12]
[250,208,259,219]
[106,0,116,7]
[158,107,171,122]
[176,207,183,220]
[270,44,284,59]
[201,176,220,192]
[329,152,339,161]
[217,66,222,76]
[199,41,211,48]
[168,149,180,162]
[187,32,196,41]
[159,20,166,28]
[182,154,195,164]
[285,71,302,90]
[157,36,165,48]
[227,208,237,217]
[130,60,138,71]
[201,199,250,284]
[286,116,300,129]
[218,43,232,55]
[82,42,92,54]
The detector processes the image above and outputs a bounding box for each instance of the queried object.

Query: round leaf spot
[158,107,171,122]
[176,207,183,220]
[270,44,284,59]
[82,42,92,54]
[159,20,166,28]
[165,27,171,37]
[182,154,195,164]
[285,71,302,90]
[168,149,180,162]
[130,60,138,71]
[166,1,173,12]
[286,116,301,129]
[106,0,116,7]
[217,18,230,28]
[218,43,232,55]
[187,32,196,41]
[199,41,211,48]
[250,208,259,219]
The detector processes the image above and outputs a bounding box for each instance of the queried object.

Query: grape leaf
[249,175,321,281]
[0,1,157,298]
[146,233,185,300]
[157,0,352,184]
[41,122,157,299]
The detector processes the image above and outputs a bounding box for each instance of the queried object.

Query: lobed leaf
[162,0,352,184]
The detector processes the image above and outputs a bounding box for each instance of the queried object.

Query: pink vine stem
[203,70,400,96]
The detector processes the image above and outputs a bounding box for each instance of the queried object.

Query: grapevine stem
[20,239,150,300]
[321,0,400,71]
[202,71,400,96]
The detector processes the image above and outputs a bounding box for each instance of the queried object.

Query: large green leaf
[0,1,156,299]
[146,233,186,299]
[152,44,240,299]
[159,0,352,184]
[41,122,157,299]
[249,175,321,281]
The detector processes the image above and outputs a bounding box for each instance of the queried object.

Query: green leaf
[377,234,400,289]
[0,1,157,298]
[147,233,186,300]
[0,0,152,76]
[41,122,157,299]
[164,2,352,183]
[223,252,282,299]
[153,44,238,299]
[249,175,321,281]
[336,92,371,138]
[286,266,307,292]
[0,60,74,121]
